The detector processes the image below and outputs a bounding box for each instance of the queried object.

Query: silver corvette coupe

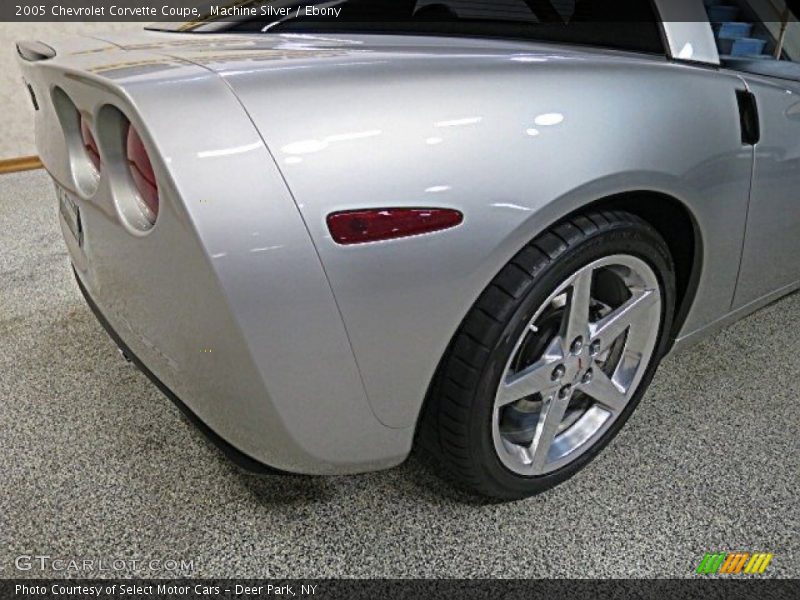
[17,0,800,498]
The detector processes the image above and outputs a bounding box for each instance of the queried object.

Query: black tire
[418,210,676,500]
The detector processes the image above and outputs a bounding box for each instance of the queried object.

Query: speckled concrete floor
[0,170,797,579]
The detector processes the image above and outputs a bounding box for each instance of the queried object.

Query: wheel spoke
[581,369,627,413]
[562,268,593,346]
[528,391,571,472]
[590,289,658,351]
[496,359,555,407]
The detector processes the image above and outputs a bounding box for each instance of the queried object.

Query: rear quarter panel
[221,43,753,428]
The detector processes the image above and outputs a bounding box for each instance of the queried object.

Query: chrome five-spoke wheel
[492,255,661,476]
[423,210,675,499]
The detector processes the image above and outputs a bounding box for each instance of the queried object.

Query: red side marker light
[327,208,464,245]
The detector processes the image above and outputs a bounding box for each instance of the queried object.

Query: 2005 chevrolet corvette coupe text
[16,0,800,499]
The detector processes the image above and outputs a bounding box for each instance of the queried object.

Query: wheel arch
[415,189,703,453]
[578,190,703,350]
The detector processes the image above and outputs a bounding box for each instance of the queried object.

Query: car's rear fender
[219,44,753,429]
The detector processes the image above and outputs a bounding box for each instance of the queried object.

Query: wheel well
[578,191,702,348]
[414,191,702,452]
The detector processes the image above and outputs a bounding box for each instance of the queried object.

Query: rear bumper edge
[73,268,285,476]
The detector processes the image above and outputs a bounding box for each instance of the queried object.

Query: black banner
[2,579,799,600]
[1,0,776,23]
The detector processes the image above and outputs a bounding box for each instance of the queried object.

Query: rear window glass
[156,0,666,55]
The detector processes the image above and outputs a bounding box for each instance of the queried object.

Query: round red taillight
[125,124,159,223]
[79,113,101,173]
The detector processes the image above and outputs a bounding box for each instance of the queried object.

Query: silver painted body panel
[731,72,800,308]
[17,2,800,472]
[157,34,753,429]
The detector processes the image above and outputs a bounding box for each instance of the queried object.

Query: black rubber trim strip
[73,268,283,475]
[26,83,39,111]
[736,89,760,146]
